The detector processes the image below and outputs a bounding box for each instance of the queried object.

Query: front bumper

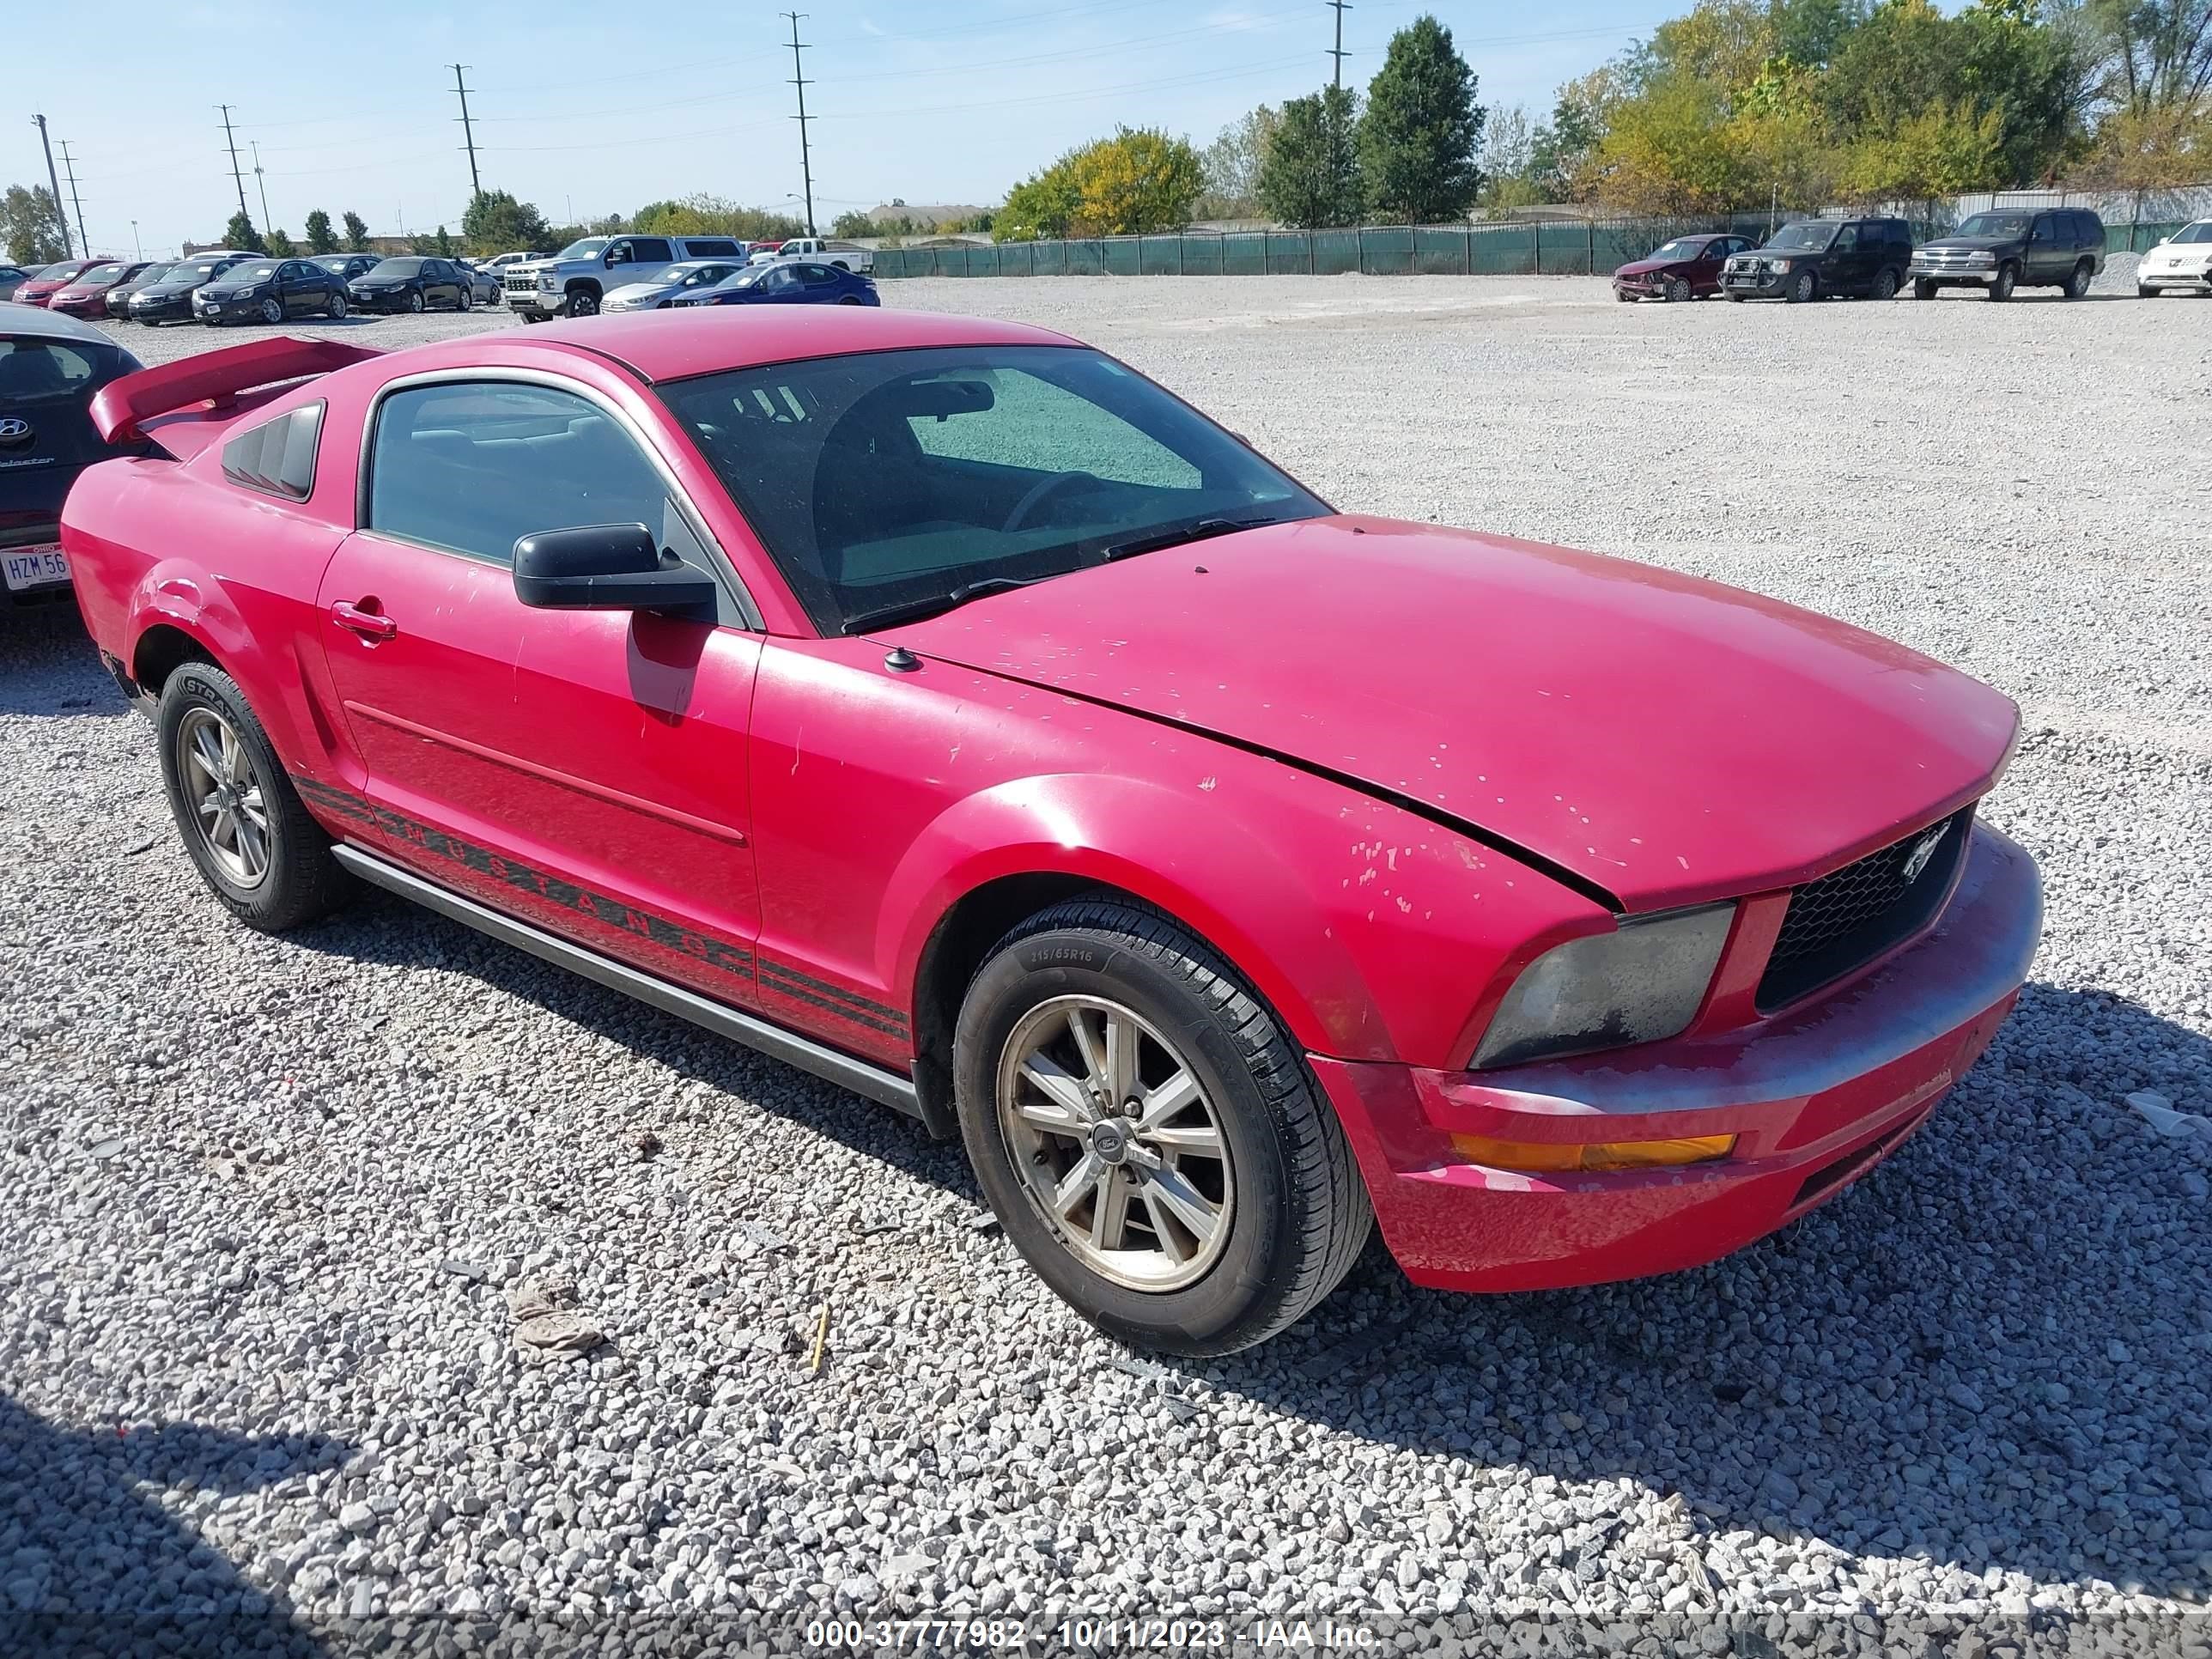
[2139,265,2212,289]
[130,295,193,321]
[1912,262,1998,286]
[348,290,413,312]
[1719,268,1790,297]
[507,288,562,317]
[1312,823,2040,1292]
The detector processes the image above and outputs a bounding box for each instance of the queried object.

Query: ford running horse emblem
[1900,823,1948,885]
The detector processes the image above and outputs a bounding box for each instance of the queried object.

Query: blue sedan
[672,259,879,308]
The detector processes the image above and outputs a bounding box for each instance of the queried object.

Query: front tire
[2139,284,2157,298]
[259,296,283,325]
[1914,277,1937,301]
[566,288,599,318]
[156,663,355,933]
[457,286,472,312]
[953,896,1371,1356]
[1988,263,2016,301]
[326,292,348,319]
[407,289,426,313]
[1786,269,1816,303]
[1664,276,1692,303]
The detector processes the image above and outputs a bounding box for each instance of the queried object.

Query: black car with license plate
[1,307,143,606]
[194,258,351,325]
[347,257,471,314]
[128,255,247,325]
[105,263,175,319]
[1908,209,2106,301]
[1721,217,1914,302]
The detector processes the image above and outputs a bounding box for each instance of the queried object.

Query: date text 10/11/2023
[803,1618,1380,1650]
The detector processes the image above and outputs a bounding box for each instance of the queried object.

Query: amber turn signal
[1449,1133,1736,1173]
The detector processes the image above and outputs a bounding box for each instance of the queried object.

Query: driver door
[315,375,765,1000]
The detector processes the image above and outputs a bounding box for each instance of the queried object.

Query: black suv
[1907,208,2106,301]
[1720,217,1914,302]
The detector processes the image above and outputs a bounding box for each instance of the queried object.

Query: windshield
[234,262,281,283]
[554,238,608,260]
[369,258,424,276]
[658,345,1328,635]
[133,264,173,283]
[313,255,357,270]
[1764,222,1838,252]
[174,261,227,283]
[78,264,127,283]
[1650,239,1707,262]
[718,267,768,289]
[2173,221,2212,244]
[1955,213,2032,239]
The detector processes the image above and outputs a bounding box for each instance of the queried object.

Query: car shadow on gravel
[0,1394,343,1655]
[1202,979,2212,1607]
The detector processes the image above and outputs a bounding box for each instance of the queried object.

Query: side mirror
[512,524,717,616]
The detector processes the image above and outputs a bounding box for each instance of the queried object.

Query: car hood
[606,281,675,302]
[887,516,2019,911]
[1615,258,1692,277]
[1920,235,2018,254]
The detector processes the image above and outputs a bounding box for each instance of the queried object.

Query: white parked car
[2137,221,2212,296]
[747,236,872,274]
[601,258,752,313]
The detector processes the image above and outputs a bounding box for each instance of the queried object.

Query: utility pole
[1325,0,1352,222]
[30,115,71,258]
[783,11,817,236]
[452,65,483,199]
[58,141,89,256]
[251,141,272,233]
[1328,0,1352,88]
[217,105,252,227]
[132,220,142,261]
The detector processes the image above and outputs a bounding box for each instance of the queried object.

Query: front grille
[503,273,536,293]
[1756,809,1972,1012]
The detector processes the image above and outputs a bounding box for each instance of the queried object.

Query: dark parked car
[194,258,350,325]
[1909,209,2106,301]
[47,260,158,319]
[2,306,143,605]
[456,261,501,306]
[672,261,879,308]
[348,257,471,314]
[311,253,380,285]
[129,256,247,325]
[0,264,45,302]
[1612,233,1756,302]
[104,263,174,319]
[1721,218,1913,302]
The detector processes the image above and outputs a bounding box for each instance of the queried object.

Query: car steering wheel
[1000,471,1098,534]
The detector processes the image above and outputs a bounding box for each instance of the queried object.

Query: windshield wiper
[840,575,1052,636]
[1102,514,1285,562]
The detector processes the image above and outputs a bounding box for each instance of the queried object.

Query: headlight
[1771,258,1791,272]
[1966,252,1996,266]
[1471,902,1735,1070]
[538,276,556,290]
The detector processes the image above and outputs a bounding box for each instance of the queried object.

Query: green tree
[1,184,70,264]
[1358,15,1486,221]
[2082,0,2212,113]
[1256,85,1365,227]
[304,210,337,253]
[1072,126,1205,234]
[629,195,804,241]
[830,208,878,238]
[341,210,370,252]
[461,189,551,253]
[1198,104,1281,217]
[264,228,298,257]
[223,210,265,253]
[1532,68,1621,199]
[997,159,1084,240]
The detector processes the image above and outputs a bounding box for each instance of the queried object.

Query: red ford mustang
[64,312,2041,1354]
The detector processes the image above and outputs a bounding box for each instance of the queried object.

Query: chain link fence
[872,204,2199,280]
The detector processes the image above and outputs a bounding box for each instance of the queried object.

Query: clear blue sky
[13,0,1667,258]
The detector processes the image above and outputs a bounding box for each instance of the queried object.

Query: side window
[222,402,325,502]
[762,266,798,292]
[686,240,738,258]
[903,368,1201,490]
[0,339,98,401]
[1833,226,1858,252]
[605,240,634,265]
[2030,216,2055,244]
[368,382,680,566]
[797,264,839,287]
[632,239,674,265]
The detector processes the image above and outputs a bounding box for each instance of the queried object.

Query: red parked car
[11,258,106,308]
[1613,233,1755,301]
[64,315,2040,1354]
[46,259,158,319]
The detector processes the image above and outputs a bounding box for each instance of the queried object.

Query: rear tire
[953,896,1371,1356]
[156,663,356,933]
[2063,259,2093,299]
[1871,268,1900,300]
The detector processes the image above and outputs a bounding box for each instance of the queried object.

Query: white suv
[504,234,750,320]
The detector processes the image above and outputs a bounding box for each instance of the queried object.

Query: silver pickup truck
[504,233,751,319]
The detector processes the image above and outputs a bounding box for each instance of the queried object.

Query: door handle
[330,599,398,643]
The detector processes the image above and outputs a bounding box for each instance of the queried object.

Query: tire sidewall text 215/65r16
[155,662,355,933]
[953,894,1372,1356]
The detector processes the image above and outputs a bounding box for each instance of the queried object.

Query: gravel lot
[4,270,2210,1656]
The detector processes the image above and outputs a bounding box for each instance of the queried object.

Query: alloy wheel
[1664,276,1691,303]
[994,994,1235,1292]
[175,707,273,889]
[260,297,283,324]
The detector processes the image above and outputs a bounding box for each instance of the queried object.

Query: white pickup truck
[748,236,873,274]
[504,232,751,319]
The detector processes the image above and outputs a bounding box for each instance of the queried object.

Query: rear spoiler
[91,335,383,446]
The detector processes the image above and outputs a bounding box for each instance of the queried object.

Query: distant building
[867,203,990,230]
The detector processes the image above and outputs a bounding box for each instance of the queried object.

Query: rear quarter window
[222,403,325,502]
[0,338,108,403]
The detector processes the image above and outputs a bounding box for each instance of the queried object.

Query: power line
[58,139,89,256]
[216,105,252,225]
[784,11,817,237]
[452,65,483,198]
[30,116,71,258]
[1328,0,1352,88]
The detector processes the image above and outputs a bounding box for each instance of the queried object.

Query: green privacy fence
[871,214,2191,278]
